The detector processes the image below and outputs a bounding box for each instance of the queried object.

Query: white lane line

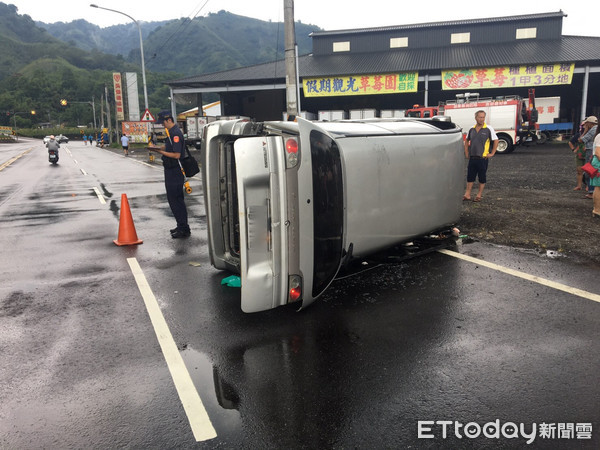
[438,249,600,304]
[127,258,217,442]
[92,187,106,204]
[80,168,88,175]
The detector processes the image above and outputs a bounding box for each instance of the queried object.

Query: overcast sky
[6,0,600,37]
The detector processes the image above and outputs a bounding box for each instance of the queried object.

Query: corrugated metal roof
[168,35,600,88]
[309,11,566,37]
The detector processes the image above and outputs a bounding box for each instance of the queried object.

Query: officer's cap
[155,110,174,124]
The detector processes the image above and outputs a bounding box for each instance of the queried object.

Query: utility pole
[104,84,112,143]
[100,94,105,129]
[284,0,300,118]
[92,97,97,128]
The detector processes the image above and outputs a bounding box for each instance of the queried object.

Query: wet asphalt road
[0,139,598,449]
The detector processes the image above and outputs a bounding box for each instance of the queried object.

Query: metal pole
[90,4,149,111]
[284,0,299,118]
[581,65,590,122]
[105,84,112,143]
[295,44,301,115]
[115,104,119,142]
[424,73,429,107]
[137,22,149,111]
[91,97,97,129]
[170,87,177,118]
[100,94,104,129]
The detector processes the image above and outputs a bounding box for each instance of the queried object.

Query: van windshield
[310,130,344,297]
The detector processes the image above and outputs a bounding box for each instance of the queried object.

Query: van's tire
[495,133,514,154]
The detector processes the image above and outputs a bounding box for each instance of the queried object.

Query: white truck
[440,94,533,153]
[185,116,210,149]
[534,97,574,141]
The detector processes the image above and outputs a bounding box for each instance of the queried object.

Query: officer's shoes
[171,229,191,239]
[170,226,190,234]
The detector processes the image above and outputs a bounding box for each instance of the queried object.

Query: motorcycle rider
[46,135,60,160]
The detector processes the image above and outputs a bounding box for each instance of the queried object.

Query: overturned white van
[201,118,464,312]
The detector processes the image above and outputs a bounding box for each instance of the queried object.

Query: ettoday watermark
[418,420,593,444]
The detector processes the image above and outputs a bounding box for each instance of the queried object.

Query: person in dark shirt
[463,110,499,202]
[148,110,191,238]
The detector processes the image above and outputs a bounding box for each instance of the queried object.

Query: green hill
[0,2,321,128]
[37,9,320,76]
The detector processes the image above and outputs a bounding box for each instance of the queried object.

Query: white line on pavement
[80,168,87,175]
[92,187,106,204]
[127,257,217,442]
[438,249,600,304]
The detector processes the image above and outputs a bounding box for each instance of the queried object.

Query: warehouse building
[166,11,600,126]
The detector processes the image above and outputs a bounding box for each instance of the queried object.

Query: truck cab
[405,105,440,118]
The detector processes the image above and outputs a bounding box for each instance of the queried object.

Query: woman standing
[580,116,598,199]
[592,126,600,218]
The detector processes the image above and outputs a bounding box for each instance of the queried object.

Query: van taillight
[288,275,302,302]
[286,138,298,153]
[285,137,299,168]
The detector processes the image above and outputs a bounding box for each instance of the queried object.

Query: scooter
[48,149,59,165]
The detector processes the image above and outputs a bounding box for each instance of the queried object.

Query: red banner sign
[113,73,124,121]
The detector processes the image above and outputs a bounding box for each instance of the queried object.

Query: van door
[234,136,288,313]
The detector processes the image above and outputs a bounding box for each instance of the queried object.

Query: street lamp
[90,4,149,113]
[12,111,37,138]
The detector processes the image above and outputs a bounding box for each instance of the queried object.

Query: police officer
[148,110,191,238]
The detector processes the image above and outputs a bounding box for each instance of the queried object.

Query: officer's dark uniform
[160,115,190,237]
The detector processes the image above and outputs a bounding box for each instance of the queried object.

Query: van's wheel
[495,134,514,154]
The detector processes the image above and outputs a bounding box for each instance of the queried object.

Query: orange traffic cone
[113,193,143,246]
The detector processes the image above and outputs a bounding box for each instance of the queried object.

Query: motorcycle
[48,149,59,165]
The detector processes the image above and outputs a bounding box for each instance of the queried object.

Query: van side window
[310,130,344,296]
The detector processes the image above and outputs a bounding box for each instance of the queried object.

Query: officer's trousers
[164,167,189,230]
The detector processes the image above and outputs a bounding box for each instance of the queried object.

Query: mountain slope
[38,18,168,56]
[37,9,320,76]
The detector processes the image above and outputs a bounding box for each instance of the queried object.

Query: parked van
[201,118,464,312]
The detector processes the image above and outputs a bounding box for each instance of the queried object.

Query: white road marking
[0,148,32,171]
[438,249,600,304]
[127,258,217,442]
[80,168,87,175]
[139,161,159,169]
[92,187,106,204]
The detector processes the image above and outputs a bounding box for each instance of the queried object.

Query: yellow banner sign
[0,126,13,135]
[303,72,418,97]
[442,64,574,90]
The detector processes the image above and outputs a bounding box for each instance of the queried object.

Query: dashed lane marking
[127,257,217,442]
[438,249,600,304]
[80,168,87,175]
[0,148,33,171]
[92,187,106,204]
